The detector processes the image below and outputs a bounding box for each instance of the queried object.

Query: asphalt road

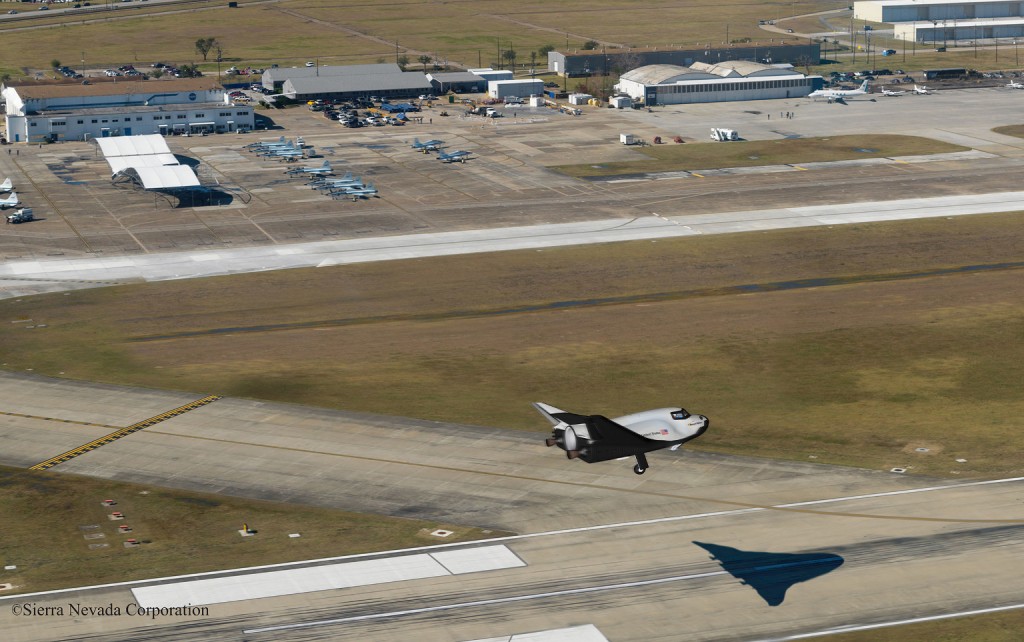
[1,372,1023,641]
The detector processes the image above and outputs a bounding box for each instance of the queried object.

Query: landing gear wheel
[633,464,647,475]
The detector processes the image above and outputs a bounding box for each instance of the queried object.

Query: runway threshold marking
[28,395,222,471]
[143,429,1024,525]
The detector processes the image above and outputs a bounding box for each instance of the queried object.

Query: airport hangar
[854,0,1024,22]
[1,78,254,144]
[855,0,1024,41]
[894,17,1024,41]
[546,43,821,77]
[614,61,822,106]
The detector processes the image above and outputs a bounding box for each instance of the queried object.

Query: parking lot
[3,84,1024,261]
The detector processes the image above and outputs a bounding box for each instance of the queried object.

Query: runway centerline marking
[143,429,1024,525]
[0,409,119,429]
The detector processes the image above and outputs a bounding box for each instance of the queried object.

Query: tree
[502,49,517,70]
[150,68,165,79]
[529,50,537,76]
[417,54,431,72]
[396,55,409,71]
[582,40,599,51]
[194,37,219,62]
[538,44,556,56]
[50,59,61,70]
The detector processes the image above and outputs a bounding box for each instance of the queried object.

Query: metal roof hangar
[281,71,433,102]
[615,62,821,105]
[547,44,820,77]
[854,0,1024,23]
[2,78,253,143]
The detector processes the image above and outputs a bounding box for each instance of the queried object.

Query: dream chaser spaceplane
[534,402,708,474]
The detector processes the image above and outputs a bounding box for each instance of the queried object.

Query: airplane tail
[322,161,330,169]
[0,178,11,192]
[859,80,869,92]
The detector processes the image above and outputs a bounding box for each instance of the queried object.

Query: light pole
[1015,39,1019,67]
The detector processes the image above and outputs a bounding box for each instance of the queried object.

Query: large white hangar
[1,78,253,143]
[615,62,821,106]
[893,16,1024,41]
[855,0,1024,23]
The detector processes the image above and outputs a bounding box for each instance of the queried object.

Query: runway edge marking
[28,394,222,471]
[3,476,1024,604]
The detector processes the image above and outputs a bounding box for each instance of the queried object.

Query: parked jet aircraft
[245,136,286,149]
[331,182,377,200]
[881,88,905,96]
[310,172,360,189]
[255,143,299,157]
[0,192,19,209]
[411,138,444,152]
[534,402,708,475]
[314,177,363,192]
[807,80,870,101]
[1007,80,1024,89]
[0,177,12,192]
[437,149,472,163]
[912,84,932,94]
[287,160,332,176]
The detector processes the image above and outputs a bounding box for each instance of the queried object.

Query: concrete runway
[1,371,1023,641]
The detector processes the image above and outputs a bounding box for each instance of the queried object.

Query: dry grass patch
[0,465,502,594]
[553,135,968,177]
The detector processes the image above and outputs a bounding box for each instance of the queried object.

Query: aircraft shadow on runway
[694,541,844,606]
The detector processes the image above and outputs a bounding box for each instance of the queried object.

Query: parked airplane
[255,143,299,157]
[314,177,363,191]
[310,172,360,189]
[535,402,709,475]
[0,192,19,209]
[912,84,932,94]
[331,183,378,200]
[807,79,870,101]
[437,149,472,163]
[245,136,286,149]
[0,177,12,192]
[411,138,444,152]
[1007,80,1024,89]
[881,88,905,96]
[287,160,332,176]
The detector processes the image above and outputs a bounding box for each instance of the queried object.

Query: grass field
[551,135,969,177]
[0,464,500,594]
[1,0,1022,80]
[807,609,1024,641]
[2,213,1023,479]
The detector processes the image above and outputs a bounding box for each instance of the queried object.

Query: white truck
[710,128,739,141]
[6,208,33,224]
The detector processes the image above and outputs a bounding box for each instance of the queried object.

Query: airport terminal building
[2,78,253,143]
[615,62,821,106]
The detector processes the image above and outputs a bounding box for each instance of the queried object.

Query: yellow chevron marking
[29,395,221,471]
